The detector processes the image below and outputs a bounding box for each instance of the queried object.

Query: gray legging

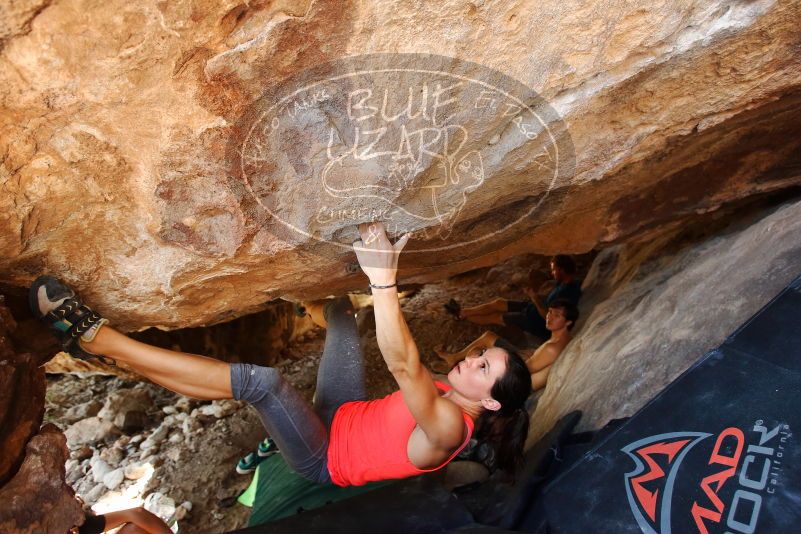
[229,297,366,484]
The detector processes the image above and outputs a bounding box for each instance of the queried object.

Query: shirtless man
[525,299,576,390]
[437,299,578,391]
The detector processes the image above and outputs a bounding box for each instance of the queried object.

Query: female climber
[30,222,531,486]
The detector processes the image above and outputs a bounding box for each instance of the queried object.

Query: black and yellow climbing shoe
[28,275,113,365]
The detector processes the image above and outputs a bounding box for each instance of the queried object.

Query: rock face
[0,298,46,486]
[0,424,84,533]
[0,296,83,532]
[530,198,801,443]
[1,0,800,330]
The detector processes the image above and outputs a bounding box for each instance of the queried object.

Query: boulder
[97,387,153,425]
[0,299,46,485]
[102,467,125,490]
[0,294,84,531]
[0,1,798,331]
[65,458,82,485]
[73,445,93,461]
[83,481,107,504]
[124,462,151,481]
[63,400,104,425]
[530,198,801,443]
[64,417,120,448]
[0,424,84,533]
[140,422,170,451]
[197,399,243,419]
[99,445,125,467]
[144,491,176,525]
[90,456,111,484]
[117,410,149,433]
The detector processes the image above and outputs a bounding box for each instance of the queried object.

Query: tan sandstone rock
[0,0,799,331]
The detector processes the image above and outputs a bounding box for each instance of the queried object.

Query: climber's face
[447,347,507,407]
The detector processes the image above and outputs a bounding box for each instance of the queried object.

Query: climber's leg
[230,363,331,483]
[313,297,367,427]
[30,275,231,398]
[85,323,331,481]
[460,298,509,318]
[82,327,233,400]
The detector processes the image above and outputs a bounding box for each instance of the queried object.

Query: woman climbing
[30,222,532,486]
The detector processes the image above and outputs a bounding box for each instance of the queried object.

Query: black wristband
[369,282,397,289]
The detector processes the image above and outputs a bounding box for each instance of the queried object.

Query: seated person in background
[445,255,581,341]
[437,299,578,391]
[524,299,577,390]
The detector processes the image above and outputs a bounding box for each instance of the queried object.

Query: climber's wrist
[369,279,397,290]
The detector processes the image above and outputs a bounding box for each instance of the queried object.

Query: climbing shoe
[444,298,462,319]
[236,452,262,475]
[257,437,279,458]
[28,275,114,365]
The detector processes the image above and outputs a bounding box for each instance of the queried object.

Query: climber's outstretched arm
[353,222,413,375]
[353,223,464,450]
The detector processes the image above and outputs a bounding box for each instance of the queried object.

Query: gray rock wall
[531,198,801,443]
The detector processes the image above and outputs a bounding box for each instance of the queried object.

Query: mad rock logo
[227,54,575,266]
[623,432,712,534]
[622,422,791,534]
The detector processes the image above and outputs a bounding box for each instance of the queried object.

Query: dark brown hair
[474,338,531,474]
[548,298,580,330]
[551,254,577,276]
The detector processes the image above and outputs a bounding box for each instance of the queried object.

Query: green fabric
[240,453,392,526]
[237,466,260,507]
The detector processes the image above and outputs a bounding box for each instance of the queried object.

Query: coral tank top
[327,381,475,487]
